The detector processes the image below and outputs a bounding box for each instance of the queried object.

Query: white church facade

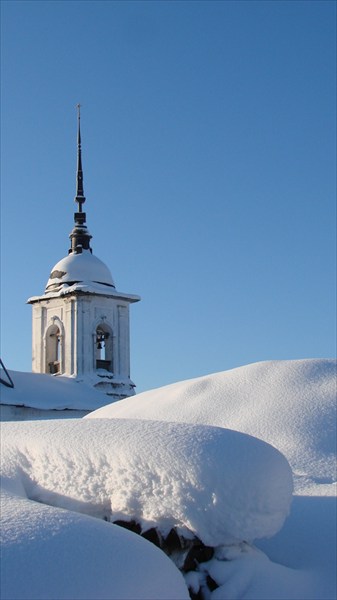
[27,108,140,400]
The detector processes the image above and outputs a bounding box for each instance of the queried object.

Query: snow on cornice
[27,281,140,303]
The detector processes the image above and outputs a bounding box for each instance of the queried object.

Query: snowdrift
[87,359,337,495]
[0,483,188,600]
[0,418,293,545]
[1,359,336,599]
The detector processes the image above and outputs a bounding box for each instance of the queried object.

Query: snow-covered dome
[45,250,115,292]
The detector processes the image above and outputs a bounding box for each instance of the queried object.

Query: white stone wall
[31,292,133,395]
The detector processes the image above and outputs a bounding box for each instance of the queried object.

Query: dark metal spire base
[69,224,92,254]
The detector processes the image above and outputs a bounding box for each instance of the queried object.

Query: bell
[97,342,102,350]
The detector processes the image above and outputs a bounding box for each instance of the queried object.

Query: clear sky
[1,0,336,393]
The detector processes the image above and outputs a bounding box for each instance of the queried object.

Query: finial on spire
[69,104,92,255]
[75,103,85,210]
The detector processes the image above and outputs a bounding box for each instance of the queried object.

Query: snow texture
[1,359,336,600]
[1,482,189,600]
[87,359,337,496]
[0,419,293,545]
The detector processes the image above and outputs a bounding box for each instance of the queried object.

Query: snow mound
[205,544,318,600]
[0,483,189,600]
[87,359,336,495]
[0,418,293,546]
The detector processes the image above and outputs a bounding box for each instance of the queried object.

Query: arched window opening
[46,325,61,375]
[95,325,113,372]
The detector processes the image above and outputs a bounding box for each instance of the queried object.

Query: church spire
[69,104,92,254]
[75,104,85,210]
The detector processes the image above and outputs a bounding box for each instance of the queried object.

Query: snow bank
[205,544,318,600]
[256,495,336,599]
[1,360,335,600]
[87,359,336,495]
[0,418,293,546]
[1,483,189,600]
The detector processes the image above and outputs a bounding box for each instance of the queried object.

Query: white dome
[46,250,115,292]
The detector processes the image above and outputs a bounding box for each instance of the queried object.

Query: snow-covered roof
[26,249,140,302]
[45,250,115,292]
[0,370,113,411]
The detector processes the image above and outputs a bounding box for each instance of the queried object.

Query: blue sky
[1,0,336,393]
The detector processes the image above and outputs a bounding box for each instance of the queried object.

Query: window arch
[45,324,62,375]
[95,323,113,373]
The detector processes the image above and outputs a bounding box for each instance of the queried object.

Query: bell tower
[27,107,140,399]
